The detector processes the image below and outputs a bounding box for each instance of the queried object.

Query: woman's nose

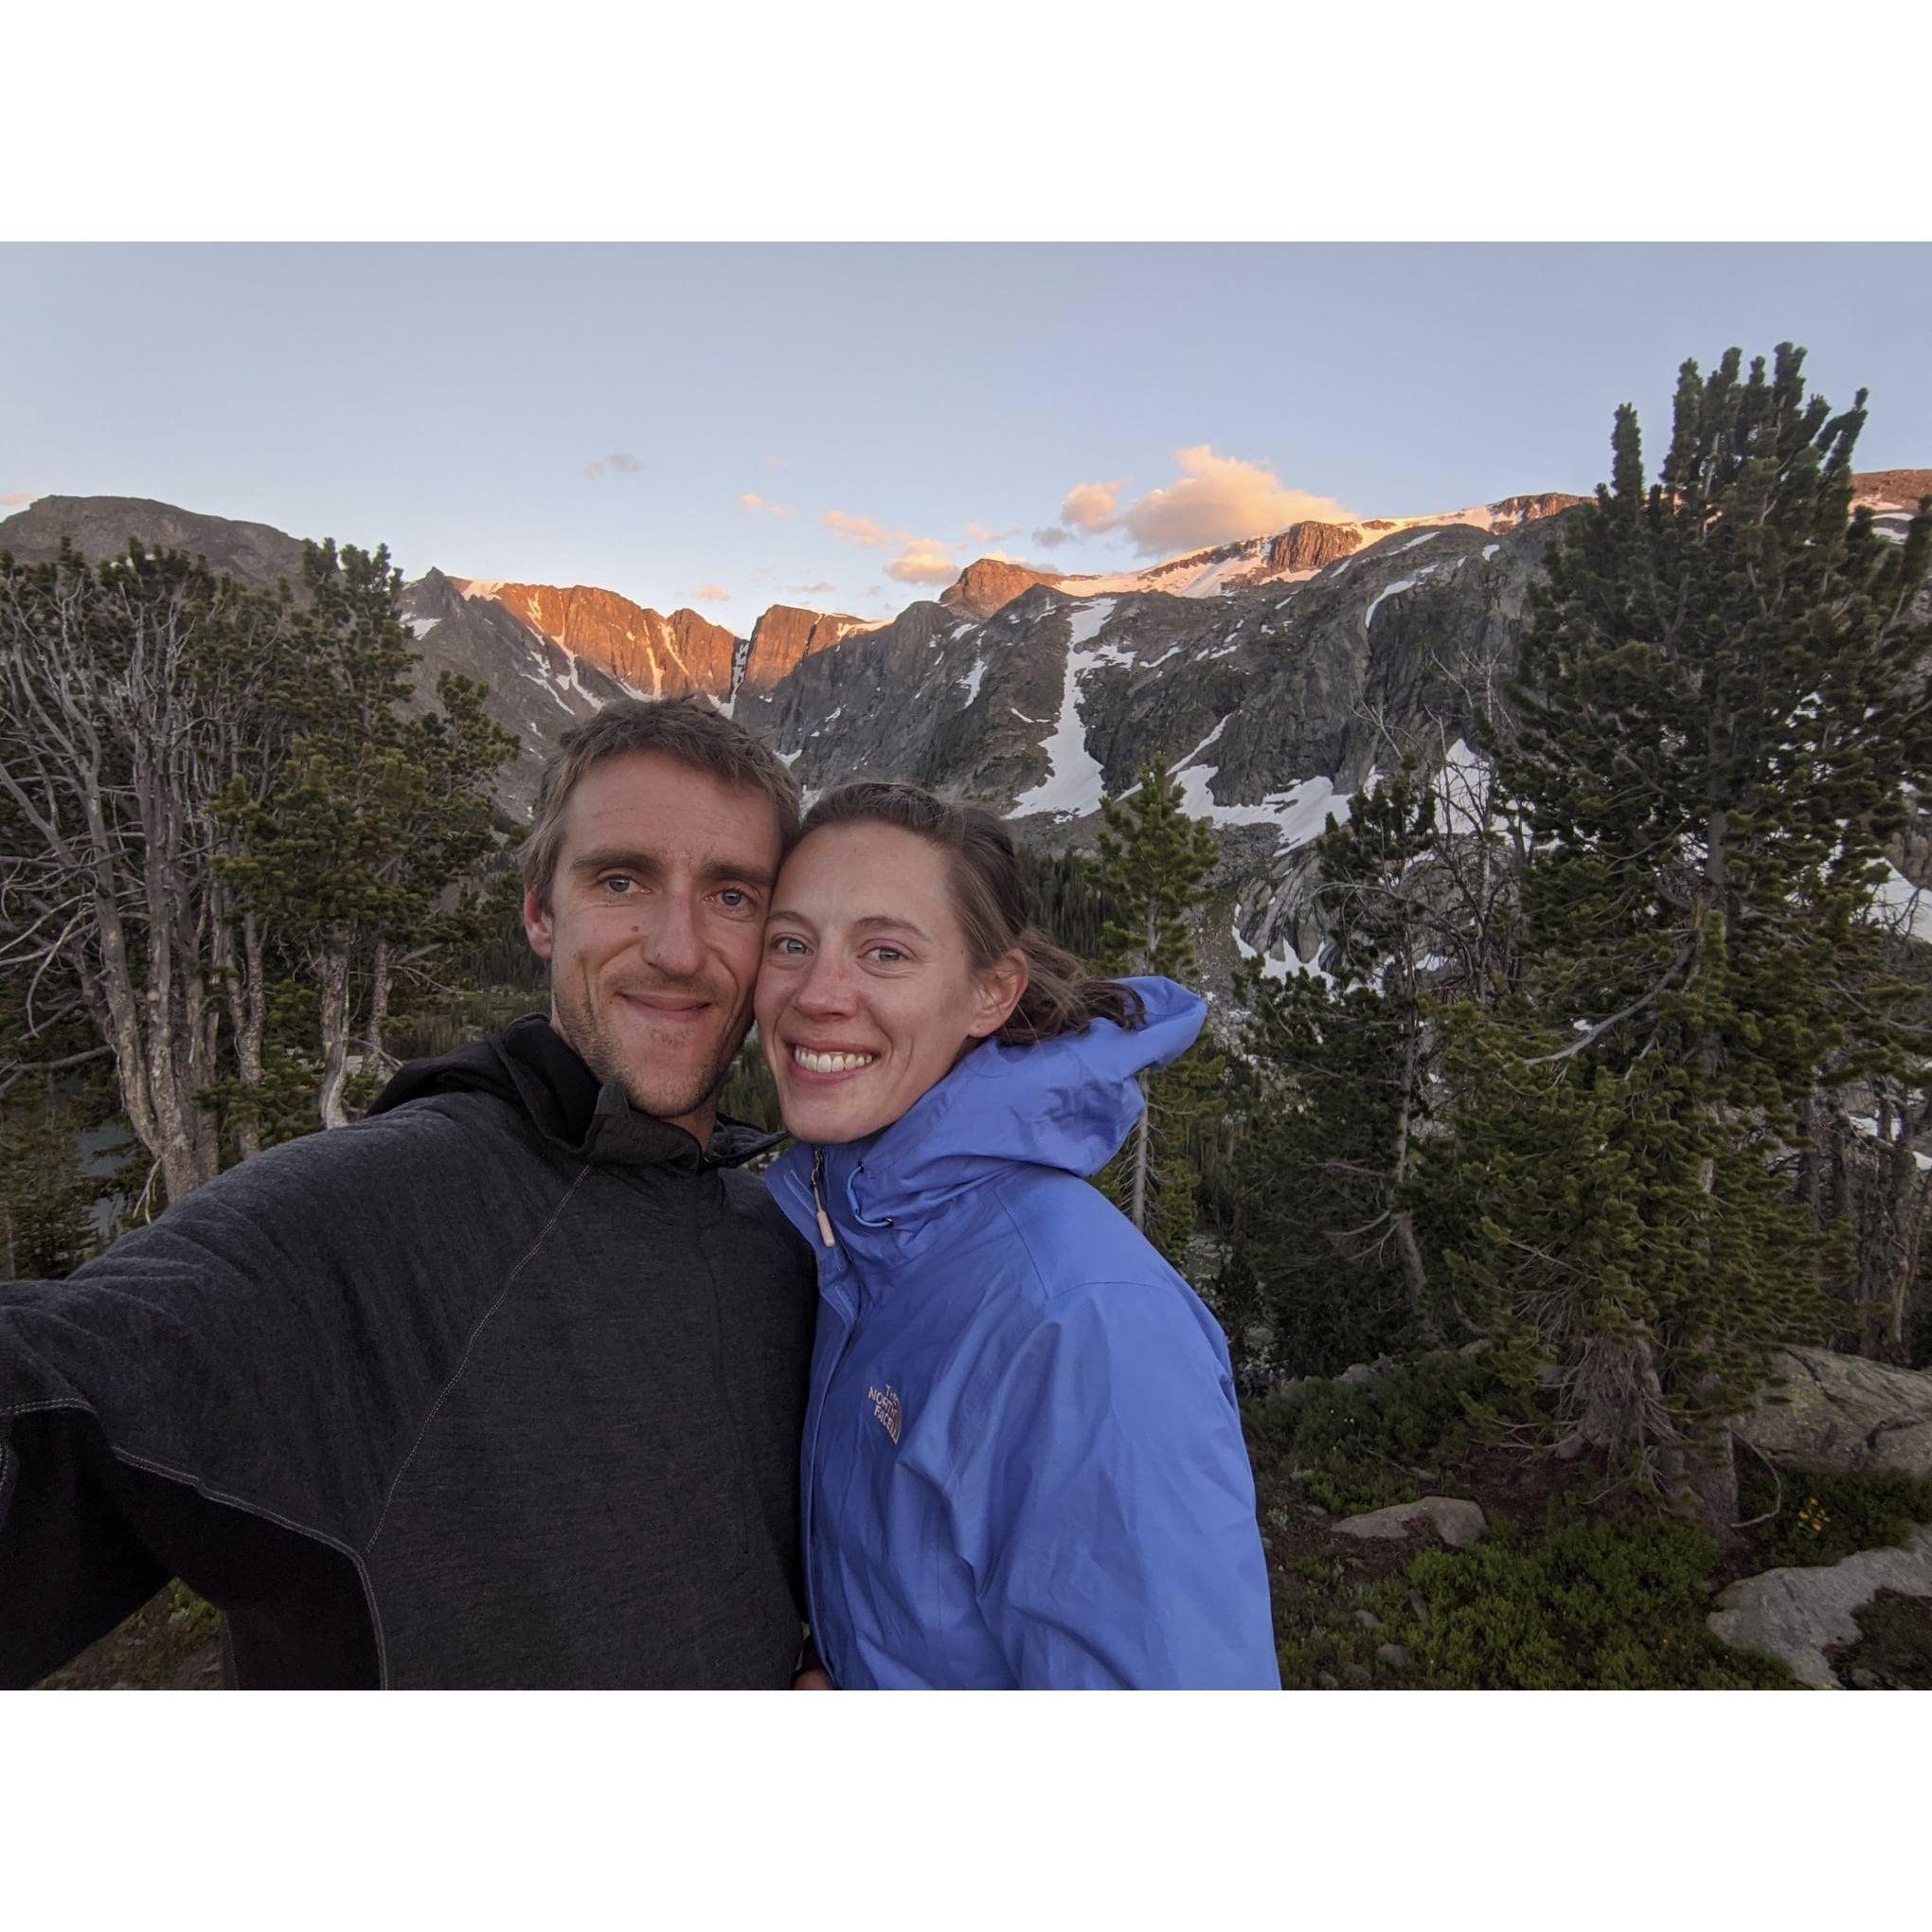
[793,957,857,1015]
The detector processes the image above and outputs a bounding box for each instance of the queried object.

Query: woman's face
[755,821,1024,1145]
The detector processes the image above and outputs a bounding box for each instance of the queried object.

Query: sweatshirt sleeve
[957,1280,1280,1690]
[0,1108,493,1687]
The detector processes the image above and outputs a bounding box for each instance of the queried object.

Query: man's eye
[718,887,756,911]
[600,876,636,895]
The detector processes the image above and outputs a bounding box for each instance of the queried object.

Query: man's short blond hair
[519,696,802,907]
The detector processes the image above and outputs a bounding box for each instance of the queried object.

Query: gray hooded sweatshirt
[0,1017,816,1689]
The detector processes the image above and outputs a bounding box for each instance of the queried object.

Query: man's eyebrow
[697,860,777,891]
[569,847,663,877]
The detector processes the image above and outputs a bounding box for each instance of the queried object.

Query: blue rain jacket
[767,976,1279,1690]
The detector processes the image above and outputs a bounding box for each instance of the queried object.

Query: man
[0,698,822,1689]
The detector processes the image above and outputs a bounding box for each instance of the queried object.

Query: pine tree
[1088,757,1222,1264]
[214,542,517,1130]
[1221,765,1449,1371]
[1451,343,1932,1530]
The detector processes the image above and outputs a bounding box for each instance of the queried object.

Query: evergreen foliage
[1088,758,1222,1264]
[1440,344,1932,1527]
[1221,766,1450,1371]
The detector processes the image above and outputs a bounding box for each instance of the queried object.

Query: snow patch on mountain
[1011,600,1118,819]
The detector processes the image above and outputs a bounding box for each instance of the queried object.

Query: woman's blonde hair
[799,781,1143,1044]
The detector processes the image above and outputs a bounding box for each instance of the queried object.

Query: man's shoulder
[170,1092,565,1241]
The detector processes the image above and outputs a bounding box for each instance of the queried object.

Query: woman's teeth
[793,1046,876,1075]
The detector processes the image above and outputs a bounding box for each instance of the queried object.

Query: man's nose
[641,892,706,980]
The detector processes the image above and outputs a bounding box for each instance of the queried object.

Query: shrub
[1738,1466,1932,1571]
[1406,1508,1795,1690]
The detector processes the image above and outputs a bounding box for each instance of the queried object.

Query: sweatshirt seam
[363,1162,590,1564]
[1,1394,388,1688]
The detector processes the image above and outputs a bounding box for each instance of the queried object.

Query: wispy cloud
[788,580,836,596]
[822,509,896,548]
[691,583,730,603]
[763,455,785,469]
[584,451,646,479]
[964,520,1020,545]
[1031,525,1074,549]
[739,492,795,518]
[1105,447,1353,554]
[1,491,38,508]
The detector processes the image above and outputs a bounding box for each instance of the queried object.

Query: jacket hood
[373,1013,781,1170]
[769,975,1206,1253]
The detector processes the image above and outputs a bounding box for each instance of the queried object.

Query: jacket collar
[769,975,1206,1268]
[376,1012,784,1174]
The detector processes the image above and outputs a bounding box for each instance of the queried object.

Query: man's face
[524,750,783,1142]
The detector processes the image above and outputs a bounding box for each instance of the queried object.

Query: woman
[756,781,1279,1690]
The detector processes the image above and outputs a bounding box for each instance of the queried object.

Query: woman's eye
[769,935,810,957]
[870,945,906,965]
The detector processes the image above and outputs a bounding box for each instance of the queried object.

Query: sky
[3,243,1927,626]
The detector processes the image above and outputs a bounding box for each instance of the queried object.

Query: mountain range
[7,472,1927,986]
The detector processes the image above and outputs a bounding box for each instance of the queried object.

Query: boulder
[1735,1349,1932,1478]
[1708,1525,1932,1689]
[1333,1496,1487,1549]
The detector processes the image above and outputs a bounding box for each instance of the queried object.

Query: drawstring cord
[810,1147,836,1249]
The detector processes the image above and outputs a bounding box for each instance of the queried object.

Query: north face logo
[868,1384,902,1445]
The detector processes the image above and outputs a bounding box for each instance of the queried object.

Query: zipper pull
[811,1147,836,1249]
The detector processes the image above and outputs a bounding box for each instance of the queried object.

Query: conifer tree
[1222,766,1448,1370]
[1089,757,1221,1263]
[1450,343,1932,1530]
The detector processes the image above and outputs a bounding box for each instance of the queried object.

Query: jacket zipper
[797,1161,859,1661]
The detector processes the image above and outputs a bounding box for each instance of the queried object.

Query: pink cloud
[1111,446,1354,554]
[740,492,795,518]
[2,491,37,508]
[691,583,730,603]
[1060,479,1126,531]
[822,510,896,548]
[885,543,958,587]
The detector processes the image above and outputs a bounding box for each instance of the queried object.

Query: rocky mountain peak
[940,557,1068,622]
[451,580,739,700]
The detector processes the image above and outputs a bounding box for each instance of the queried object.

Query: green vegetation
[1738,1465,1932,1571]
[1404,1511,1795,1690]
[1087,757,1224,1264]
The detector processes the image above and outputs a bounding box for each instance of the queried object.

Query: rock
[939,557,1070,621]
[1316,1672,1341,1690]
[1333,1496,1488,1549]
[1375,1643,1410,1668]
[1353,1609,1383,1630]
[1735,1349,1932,1478]
[1407,1588,1432,1626]
[1708,1525,1932,1689]
[1337,1354,1402,1386]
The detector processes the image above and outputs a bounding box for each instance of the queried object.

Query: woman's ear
[968,948,1029,1040]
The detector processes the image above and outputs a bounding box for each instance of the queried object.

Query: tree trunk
[316,941,354,1131]
[1129,1075,1151,1231]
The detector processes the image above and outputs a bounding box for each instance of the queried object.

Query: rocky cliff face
[939,558,1069,620]
[742,604,872,691]
[731,515,1583,985]
[454,581,739,700]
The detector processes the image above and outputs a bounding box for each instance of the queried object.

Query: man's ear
[523,887,555,962]
[968,949,1029,1040]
